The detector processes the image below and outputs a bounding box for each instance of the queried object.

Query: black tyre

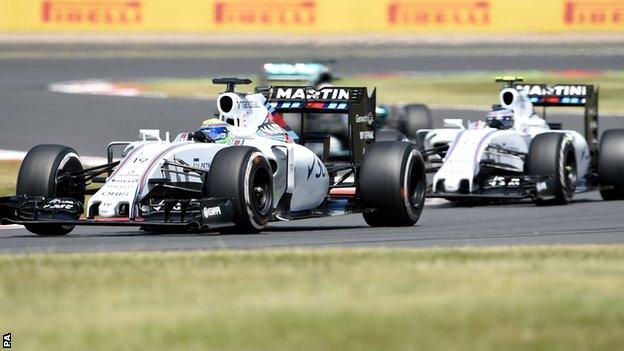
[598,129,624,200]
[205,146,273,233]
[16,144,84,235]
[359,141,426,226]
[375,129,408,142]
[399,104,433,139]
[526,133,577,205]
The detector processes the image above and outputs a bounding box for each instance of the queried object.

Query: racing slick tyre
[399,104,433,139]
[526,133,577,205]
[16,144,85,236]
[205,146,273,234]
[375,129,408,142]
[598,129,624,200]
[360,141,426,227]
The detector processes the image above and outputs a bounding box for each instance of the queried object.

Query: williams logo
[2,333,10,349]
[564,1,624,25]
[387,1,490,26]
[273,87,350,100]
[307,158,326,180]
[214,0,316,26]
[41,0,142,24]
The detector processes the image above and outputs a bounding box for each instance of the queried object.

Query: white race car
[0,78,427,235]
[420,77,624,205]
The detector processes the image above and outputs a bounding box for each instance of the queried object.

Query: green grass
[1,246,624,351]
[126,70,624,114]
[0,160,19,196]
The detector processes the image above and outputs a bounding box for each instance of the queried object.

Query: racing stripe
[131,143,188,218]
[444,130,465,160]
[474,129,499,165]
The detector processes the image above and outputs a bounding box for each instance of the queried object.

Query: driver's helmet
[485,108,514,130]
[198,119,232,143]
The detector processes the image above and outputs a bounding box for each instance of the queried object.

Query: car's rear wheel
[205,146,273,234]
[526,133,577,205]
[16,144,85,236]
[359,141,426,227]
[598,129,624,200]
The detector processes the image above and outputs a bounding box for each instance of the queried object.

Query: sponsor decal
[307,158,326,180]
[202,206,222,218]
[487,176,520,187]
[564,1,624,25]
[237,100,261,109]
[515,84,588,96]
[192,161,211,169]
[355,113,374,125]
[41,0,142,25]
[387,1,490,26]
[43,199,76,210]
[100,191,129,197]
[273,87,350,100]
[214,0,316,26]
[360,131,375,140]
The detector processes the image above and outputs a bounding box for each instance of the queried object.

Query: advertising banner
[0,0,622,33]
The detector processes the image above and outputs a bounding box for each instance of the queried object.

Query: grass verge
[1,246,623,351]
[0,160,19,196]
[127,70,624,114]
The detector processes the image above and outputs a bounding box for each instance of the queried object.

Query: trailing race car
[0,78,427,235]
[420,77,624,205]
[262,62,433,142]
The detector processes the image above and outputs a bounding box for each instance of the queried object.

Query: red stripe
[94,217,130,222]
[307,102,325,109]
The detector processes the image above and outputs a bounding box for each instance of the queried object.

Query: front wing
[0,196,236,230]
[427,175,565,201]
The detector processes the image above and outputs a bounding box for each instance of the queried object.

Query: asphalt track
[1,43,623,252]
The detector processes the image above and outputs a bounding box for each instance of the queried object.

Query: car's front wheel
[205,146,274,234]
[526,133,577,205]
[16,144,85,236]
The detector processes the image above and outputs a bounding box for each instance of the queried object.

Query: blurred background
[1,0,624,156]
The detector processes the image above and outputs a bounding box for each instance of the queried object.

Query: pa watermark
[2,333,10,348]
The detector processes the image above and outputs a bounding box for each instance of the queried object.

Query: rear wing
[259,85,377,164]
[513,84,597,107]
[514,83,599,167]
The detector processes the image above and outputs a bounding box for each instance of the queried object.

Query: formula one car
[420,77,624,205]
[0,78,427,235]
[262,62,433,142]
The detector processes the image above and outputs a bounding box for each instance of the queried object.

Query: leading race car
[0,78,427,236]
[420,77,624,205]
